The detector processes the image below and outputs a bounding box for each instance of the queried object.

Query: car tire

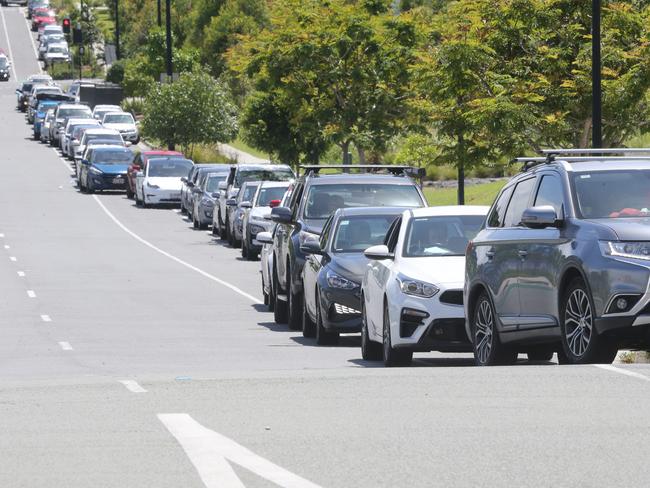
[268,278,275,312]
[180,203,187,215]
[263,282,269,306]
[241,239,249,259]
[192,212,199,229]
[316,297,338,345]
[273,265,288,324]
[211,224,219,236]
[126,188,134,199]
[302,292,317,338]
[472,291,517,366]
[287,267,303,331]
[361,298,382,361]
[222,215,230,242]
[382,302,412,366]
[560,277,618,365]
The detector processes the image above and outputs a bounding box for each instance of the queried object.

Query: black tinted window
[535,175,564,216]
[503,178,535,227]
[487,186,512,228]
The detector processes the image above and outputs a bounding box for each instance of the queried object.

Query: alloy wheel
[475,299,494,365]
[564,288,592,358]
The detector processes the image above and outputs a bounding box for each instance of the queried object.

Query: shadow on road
[290,335,360,348]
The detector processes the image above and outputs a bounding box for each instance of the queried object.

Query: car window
[319,215,334,248]
[234,168,293,186]
[384,217,402,253]
[257,186,289,206]
[238,184,259,203]
[534,174,565,217]
[333,215,399,253]
[147,159,193,177]
[205,174,227,193]
[503,178,536,227]
[572,169,650,218]
[487,186,513,228]
[403,215,485,257]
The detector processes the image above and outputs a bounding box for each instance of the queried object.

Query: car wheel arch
[558,266,591,313]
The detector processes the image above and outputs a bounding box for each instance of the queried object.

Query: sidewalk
[217,143,270,164]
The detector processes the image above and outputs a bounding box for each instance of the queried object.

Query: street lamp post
[114,0,120,59]
[165,0,172,78]
[592,0,602,148]
[157,0,162,27]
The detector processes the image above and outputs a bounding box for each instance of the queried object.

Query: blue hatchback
[79,145,134,193]
[33,100,60,139]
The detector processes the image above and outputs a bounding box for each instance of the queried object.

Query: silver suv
[465,148,650,366]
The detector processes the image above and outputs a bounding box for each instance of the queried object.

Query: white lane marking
[17,270,25,277]
[158,414,321,488]
[92,196,262,304]
[20,6,42,73]
[3,245,9,249]
[0,233,4,238]
[58,341,73,351]
[118,380,147,393]
[595,364,650,382]
[0,6,18,79]
[26,290,36,298]
[40,314,52,322]
[9,256,16,262]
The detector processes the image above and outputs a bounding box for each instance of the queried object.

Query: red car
[32,9,56,31]
[126,150,184,199]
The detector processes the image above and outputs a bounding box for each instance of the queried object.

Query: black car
[270,165,427,330]
[301,207,405,344]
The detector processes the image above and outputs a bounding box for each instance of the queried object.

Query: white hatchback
[135,157,194,207]
[360,206,489,366]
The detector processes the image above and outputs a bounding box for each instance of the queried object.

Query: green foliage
[424,180,506,206]
[106,60,125,84]
[142,70,238,151]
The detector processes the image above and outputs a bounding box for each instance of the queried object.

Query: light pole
[114,0,120,59]
[592,0,602,148]
[157,0,162,27]
[165,0,172,79]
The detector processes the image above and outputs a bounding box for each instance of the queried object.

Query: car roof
[236,164,292,171]
[58,103,87,109]
[85,128,120,135]
[409,205,490,217]
[306,174,418,186]
[259,181,291,188]
[87,140,123,146]
[242,180,262,187]
[92,145,131,153]
[103,111,130,117]
[335,206,411,217]
[546,159,650,174]
[195,164,229,172]
[148,157,193,164]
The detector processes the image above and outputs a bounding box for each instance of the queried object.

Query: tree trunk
[457,161,465,205]
[579,118,592,149]
[168,141,175,151]
[341,140,351,165]
[357,144,366,165]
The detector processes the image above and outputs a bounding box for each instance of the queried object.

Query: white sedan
[135,157,194,207]
[360,206,489,366]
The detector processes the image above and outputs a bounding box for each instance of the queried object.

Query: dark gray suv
[465,149,650,366]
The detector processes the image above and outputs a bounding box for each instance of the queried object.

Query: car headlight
[397,274,439,298]
[89,166,103,175]
[326,269,358,290]
[146,182,160,189]
[600,241,650,260]
[250,224,266,236]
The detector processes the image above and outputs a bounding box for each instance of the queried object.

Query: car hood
[594,218,650,241]
[92,164,129,174]
[303,219,326,236]
[146,177,183,190]
[398,255,466,286]
[329,254,371,283]
[104,123,136,131]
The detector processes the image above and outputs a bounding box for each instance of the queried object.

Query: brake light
[269,199,281,208]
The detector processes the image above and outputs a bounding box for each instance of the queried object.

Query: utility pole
[592,0,602,148]
[157,0,162,27]
[165,0,172,78]
[114,0,120,59]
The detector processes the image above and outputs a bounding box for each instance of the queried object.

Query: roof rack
[540,148,650,156]
[515,148,650,171]
[298,165,425,178]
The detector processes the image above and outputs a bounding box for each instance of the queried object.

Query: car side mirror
[211,192,219,199]
[300,238,322,255]
[270,206,292,224]
[364,244,394,260]
[256,231,273,245]
[226,198,237,206]
[218,181,227,190]
[239,201,252,209]
[521,205,561,229]
[136,171,144,177]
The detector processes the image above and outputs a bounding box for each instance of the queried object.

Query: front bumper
[144,188,182,204]
[89,173,128,191]
[321,288,363,333]
[197,204,214,225]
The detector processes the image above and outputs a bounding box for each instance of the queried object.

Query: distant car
[361,206,489,366]
[191,172,229,230]
[32,100,60,139]
[44,43,70,68]
[61,118,99,157]
[181,164,229,216]
[68,124,103,161]
[101,111,139,143]
[135,157,194,207]
[40,109,56,143]
[16,75,52,111]
[227,181,261,248]
[240,181,290,260]
[51,103,93,147]
[26,85,62,123]
[301,207,405,344]
[92,104,122,121]
[0,55,10,82]
[38,23,61,41]
[78,146,134,194]
[27,0,49,19]
[38,33,65,60]
[76,139,127,178]
[31,8,56,32]
[127,150,184,199]
[74,128,124,165]
[215,163,295,241]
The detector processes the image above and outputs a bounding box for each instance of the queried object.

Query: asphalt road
[2,5,650,488]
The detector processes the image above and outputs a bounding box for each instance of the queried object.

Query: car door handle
[518,250,528,258]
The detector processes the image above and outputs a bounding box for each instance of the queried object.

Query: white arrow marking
[158,413,321,488]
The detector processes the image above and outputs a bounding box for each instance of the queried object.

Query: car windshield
[92,151,133,165]
[85,133,121,143]
[0,57,7,68]
[59,107,91,119]
[148,159,193,177]
[22,83,34,92]
[205,174,227,193]
[333,215,399,253]
[37,102,57,112]
[48,46,67,54]
[257,186,288,206]
[234,168,293,186]
[103,113,134,124]
[573,169,650,218]
[304,184,423,220]
[403,215,485,257]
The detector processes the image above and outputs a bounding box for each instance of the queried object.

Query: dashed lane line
[26,290,36,298]
[9,256,16,262]
[17,271,25,277]
[40,314,51,322]
[3,245,9,249]
[594,364,650,382]
[118,380,147,393]
[58,341,73,351]
[91,195,263,305]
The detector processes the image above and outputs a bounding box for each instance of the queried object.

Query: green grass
[424,180,506,206]
[229,137,269,160]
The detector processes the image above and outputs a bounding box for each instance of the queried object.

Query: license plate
[113,178,124,184]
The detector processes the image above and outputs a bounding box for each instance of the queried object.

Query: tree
[142,70,238,152]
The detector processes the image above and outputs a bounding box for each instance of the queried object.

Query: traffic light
[72,24,83,45]
[62,17,71,34]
